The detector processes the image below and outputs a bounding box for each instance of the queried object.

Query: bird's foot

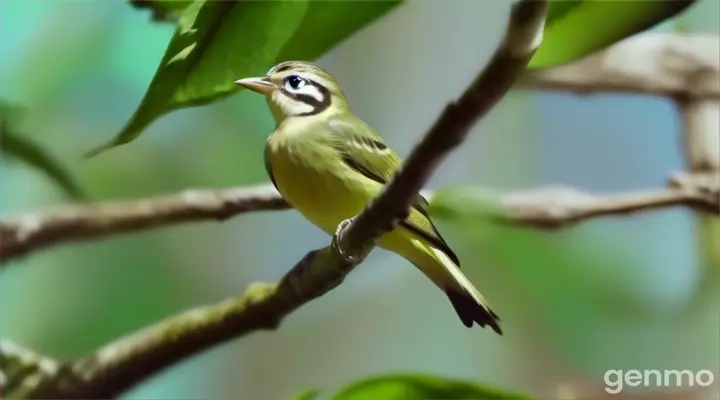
[331,218,359,264]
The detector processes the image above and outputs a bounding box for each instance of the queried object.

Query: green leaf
[129,0,192,23]
[529,0,697,69]
[88,0,400,157]
[275,0,397,62]
[328,374,533,400]
[1,107,85,200]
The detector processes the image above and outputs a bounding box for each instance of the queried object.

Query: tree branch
[432,171,719,229]
[0,339,60,399]
[4,171,719,269]
[14,1,548,397]
[519,33,720,98]
[0,183,287,263]
[674,43,720,309]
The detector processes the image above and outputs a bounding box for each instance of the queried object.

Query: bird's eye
[285,75,306,90]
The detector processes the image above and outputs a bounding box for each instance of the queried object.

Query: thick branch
[22,1,548,398]
[520,33,720,98]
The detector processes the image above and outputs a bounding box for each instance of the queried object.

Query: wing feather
[328,117,460,266]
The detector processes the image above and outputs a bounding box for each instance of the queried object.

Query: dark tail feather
[446,289,503,335]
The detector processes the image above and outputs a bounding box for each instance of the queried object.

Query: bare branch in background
[493,171,719,229]
[16,1,549,397]
[0,183,287,263]
[520,33,720,99]
[675,53,720,307]
[3,171,719,267]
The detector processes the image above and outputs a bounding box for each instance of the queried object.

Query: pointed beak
[234,77,276,95]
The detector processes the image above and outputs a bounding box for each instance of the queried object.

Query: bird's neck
[272,112,328,139]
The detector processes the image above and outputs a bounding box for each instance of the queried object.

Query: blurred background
[1,0,718,399]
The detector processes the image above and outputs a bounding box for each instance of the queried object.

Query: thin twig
[0,183,287,263]
[20,1,549,397]
[431,171,719,229]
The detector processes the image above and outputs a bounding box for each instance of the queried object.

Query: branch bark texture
[0,183,287,263]
[9,1,549,398]
[0,339,60,399]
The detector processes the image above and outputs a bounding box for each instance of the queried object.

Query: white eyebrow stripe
[294,84,323,102]
[294,72,331,88]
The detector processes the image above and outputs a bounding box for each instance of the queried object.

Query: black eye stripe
[280,78,331,116]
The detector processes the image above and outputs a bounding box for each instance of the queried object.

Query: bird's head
[235,61,348,123]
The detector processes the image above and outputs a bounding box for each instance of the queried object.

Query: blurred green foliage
[1,1,717,399]
[529,0,698,69]
[4,5,111,109]
[87,0,400,156]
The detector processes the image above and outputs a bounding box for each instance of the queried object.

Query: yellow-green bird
[235,61,502,335]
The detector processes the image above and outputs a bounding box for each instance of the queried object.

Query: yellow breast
[265,130,373,235]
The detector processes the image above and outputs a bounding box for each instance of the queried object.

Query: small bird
[235,61,502,335]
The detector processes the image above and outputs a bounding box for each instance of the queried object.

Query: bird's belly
[270,154,370,235]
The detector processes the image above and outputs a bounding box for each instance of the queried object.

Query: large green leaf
[0,104,85,200]
[87,0,400,156]
[529,0,697,70]
[315,374,533,400]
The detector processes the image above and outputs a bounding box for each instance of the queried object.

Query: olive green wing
[328,117,460,266]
